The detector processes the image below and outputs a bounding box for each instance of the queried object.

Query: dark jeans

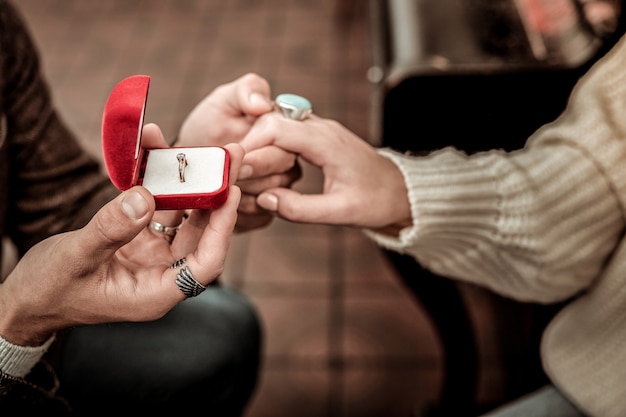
[54,286,261,416]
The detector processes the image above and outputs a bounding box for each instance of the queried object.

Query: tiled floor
[14,1,527,416]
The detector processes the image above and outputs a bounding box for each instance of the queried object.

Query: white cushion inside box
[142,147,226,195]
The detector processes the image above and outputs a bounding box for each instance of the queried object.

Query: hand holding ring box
[101,75,230,210]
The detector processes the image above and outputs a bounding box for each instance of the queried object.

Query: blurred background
[13,0,624,416]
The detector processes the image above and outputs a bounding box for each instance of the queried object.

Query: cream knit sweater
[366,33,626,417]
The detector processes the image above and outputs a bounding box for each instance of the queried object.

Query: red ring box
[101,75,230,210]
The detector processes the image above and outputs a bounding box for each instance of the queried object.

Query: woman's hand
[240,112,412,230]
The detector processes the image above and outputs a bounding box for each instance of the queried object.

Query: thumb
[77,186,155,259]
[235,73,273,116]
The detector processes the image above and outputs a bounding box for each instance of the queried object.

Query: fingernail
[239,164,253,180]
[250,92,271,109]
[258,193,278,212]
[122,191,149,220]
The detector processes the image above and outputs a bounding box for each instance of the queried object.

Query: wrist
[0,289,55,347]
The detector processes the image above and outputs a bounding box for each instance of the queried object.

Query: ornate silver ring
[175,266,206,298]
[171,257,187,269]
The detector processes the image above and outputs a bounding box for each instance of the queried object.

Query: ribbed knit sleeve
[0,334,54,378]
[366,144,623,303]
[367,31,626,417]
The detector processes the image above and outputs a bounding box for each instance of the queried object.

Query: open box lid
[101,74,150,190]
[101,74,230,210]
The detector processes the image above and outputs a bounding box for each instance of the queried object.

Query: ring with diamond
[177,153,188,183]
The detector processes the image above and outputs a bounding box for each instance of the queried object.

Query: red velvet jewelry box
[101,74,230,210]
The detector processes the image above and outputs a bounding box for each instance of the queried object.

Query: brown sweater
[0,0,118,412]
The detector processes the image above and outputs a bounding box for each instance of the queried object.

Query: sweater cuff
[364,147,489,252]
[0,334,55,378]
[363,149,422,250]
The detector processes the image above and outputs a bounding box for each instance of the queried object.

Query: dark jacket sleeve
[0,0,119,256]
[0,362,72,414]
[0,0,118,411]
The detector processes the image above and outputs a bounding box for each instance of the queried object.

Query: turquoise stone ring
[275,93,312,121]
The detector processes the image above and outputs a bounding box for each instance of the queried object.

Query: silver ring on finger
[149,220,182,243]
